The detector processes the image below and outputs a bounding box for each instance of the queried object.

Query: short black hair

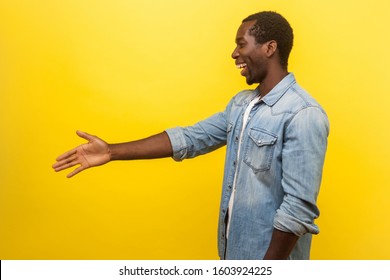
[243,11,293,69]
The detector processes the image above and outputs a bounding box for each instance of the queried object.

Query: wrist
[107,144,115,161]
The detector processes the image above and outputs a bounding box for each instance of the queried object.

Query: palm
[77,137,109,168]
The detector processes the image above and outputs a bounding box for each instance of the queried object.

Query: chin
[246,77,255,85]
[245,73,258,85]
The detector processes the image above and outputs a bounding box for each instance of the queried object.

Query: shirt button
[228,185,232,189]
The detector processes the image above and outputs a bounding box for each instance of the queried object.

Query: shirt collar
[258,73,297,106]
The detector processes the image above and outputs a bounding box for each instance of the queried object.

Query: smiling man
[53,11,329,260]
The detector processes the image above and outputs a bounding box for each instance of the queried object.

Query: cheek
[247,56,259,71]
[251,55,266,70]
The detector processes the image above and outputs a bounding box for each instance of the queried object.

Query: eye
[234,39,247,51]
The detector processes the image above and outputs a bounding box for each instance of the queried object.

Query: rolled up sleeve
[274,106,329,236]
[165,111,228,162]
[165,127,188,161]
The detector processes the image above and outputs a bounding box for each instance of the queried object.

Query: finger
[67,165,85,178]
[76,130,95,142]
[52,159,68,170]
[56,131,92,161]
[53,153,78,168]
[53,160,80,172]
[53,154,79,171]
[56,148,77,161]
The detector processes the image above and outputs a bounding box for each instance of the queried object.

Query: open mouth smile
[236,63,247,69]
[236,63,248,76]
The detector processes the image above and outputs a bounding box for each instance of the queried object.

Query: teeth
[236,63,247,69]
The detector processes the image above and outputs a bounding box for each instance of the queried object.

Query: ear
[264,40,277,58]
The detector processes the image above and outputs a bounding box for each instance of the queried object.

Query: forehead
[236,20,256,41]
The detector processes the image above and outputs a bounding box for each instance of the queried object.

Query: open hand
[52,130,111,178]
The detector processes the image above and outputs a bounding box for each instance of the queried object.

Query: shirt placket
[226,96,260,238]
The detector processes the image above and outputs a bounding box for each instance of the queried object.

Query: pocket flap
[248,128,277,147]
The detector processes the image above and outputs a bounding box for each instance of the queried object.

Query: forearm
[263,228,299,260]
[109,131,173,161]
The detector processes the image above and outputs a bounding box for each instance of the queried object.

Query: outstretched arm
[52,130,173,178]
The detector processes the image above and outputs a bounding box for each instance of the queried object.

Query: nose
[231,47,239,59]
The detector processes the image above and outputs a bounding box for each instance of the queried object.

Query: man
[53,11,329,260]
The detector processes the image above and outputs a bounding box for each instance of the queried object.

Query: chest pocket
[243,127,277,173]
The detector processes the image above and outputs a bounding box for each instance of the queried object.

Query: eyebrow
[235,37,246,43]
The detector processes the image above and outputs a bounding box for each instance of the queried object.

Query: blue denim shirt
[165,73,329,259]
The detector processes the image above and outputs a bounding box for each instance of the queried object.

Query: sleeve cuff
[165,127,188,162]
[273,209,320,236]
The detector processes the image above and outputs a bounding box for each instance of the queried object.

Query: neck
[258,68,289,98]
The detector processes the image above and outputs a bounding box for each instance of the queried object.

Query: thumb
[76,130,95,142]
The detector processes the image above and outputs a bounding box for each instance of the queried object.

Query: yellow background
[1,0,389,259]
